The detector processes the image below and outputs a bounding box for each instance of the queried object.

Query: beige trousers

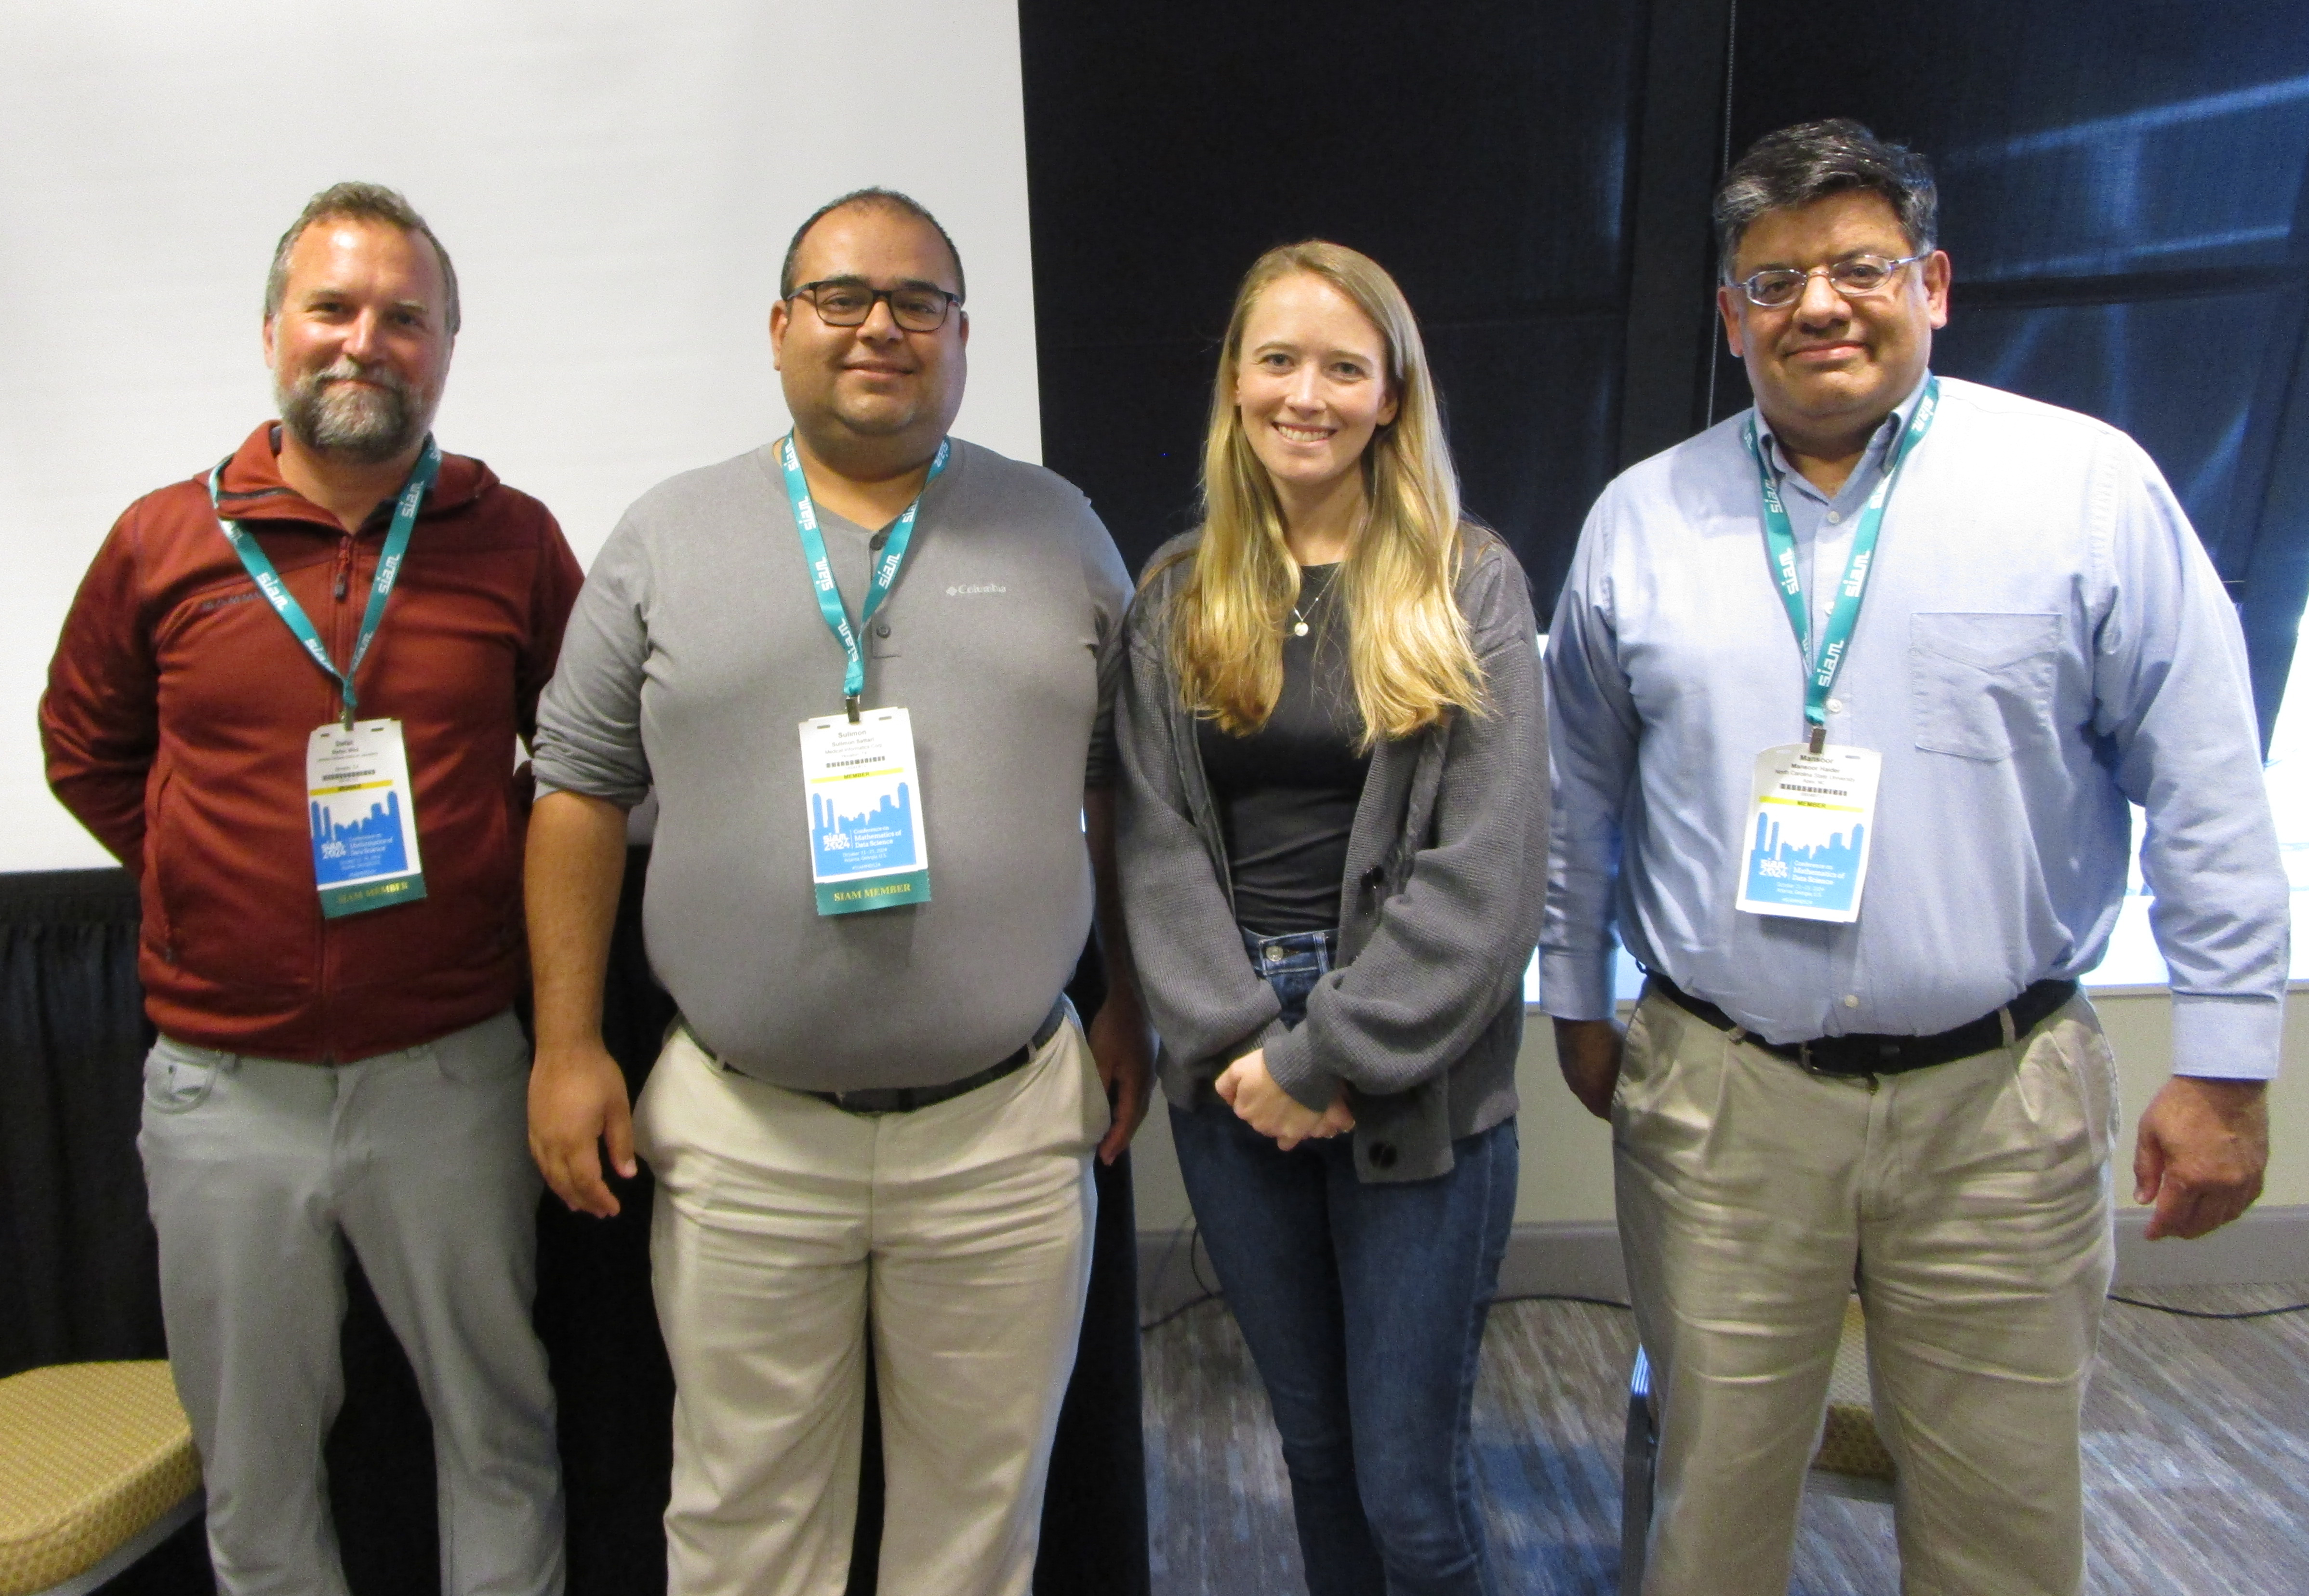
[632,1017,1105,1596]
[1615,989,2118,1596]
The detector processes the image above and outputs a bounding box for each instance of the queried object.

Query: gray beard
[277,360,427,464]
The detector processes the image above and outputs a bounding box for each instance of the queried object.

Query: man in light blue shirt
[1544,119,2284,1596]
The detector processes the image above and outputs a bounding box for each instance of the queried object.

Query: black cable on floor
[1138,1292,1223,1333]
[1138,1215,1225,1333]
[2106,1293,2309,1321]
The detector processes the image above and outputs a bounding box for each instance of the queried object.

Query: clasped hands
[1214,1048,1354,1151]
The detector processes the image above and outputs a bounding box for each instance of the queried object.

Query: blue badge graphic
[1743,809,1863,915]
[310,789,411,885]
[810,783,918,878]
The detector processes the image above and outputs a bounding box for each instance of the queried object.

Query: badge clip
[845,693,862,724]
[1807,721,1825,755]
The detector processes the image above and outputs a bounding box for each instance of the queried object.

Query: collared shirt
[1542,373,2288,1078]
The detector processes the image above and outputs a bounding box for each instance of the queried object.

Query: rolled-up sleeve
[1079,507,1132,791]
[532,522,654,809]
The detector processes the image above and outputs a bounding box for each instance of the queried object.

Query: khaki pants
[633,1018,1105,1596]
[1615,989,2118,1596]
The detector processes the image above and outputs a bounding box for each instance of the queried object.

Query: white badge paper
[306,720,426,918]
[798,707,932,916]
[1736,744,1881,923]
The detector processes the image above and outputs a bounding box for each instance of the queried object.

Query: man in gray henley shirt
[525,188,1151,1596]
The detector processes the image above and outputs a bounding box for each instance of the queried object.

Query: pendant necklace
[1289,568,1334,638]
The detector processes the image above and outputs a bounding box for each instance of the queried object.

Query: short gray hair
[779,187,965,304]
[1713,119,1938,278]
[264,182,461,335]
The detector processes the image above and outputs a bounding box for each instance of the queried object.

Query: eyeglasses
[790,279,962,332]
[1730,253,1928,309]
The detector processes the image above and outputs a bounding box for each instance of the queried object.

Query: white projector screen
[0,0,1042,871]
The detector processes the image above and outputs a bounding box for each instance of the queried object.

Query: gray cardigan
[1115,527,1550,1183]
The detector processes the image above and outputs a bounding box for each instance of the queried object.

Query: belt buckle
[1797,1038,1878,1091]
[830,1088,899,1116]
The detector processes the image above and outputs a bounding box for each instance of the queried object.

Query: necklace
[1289,567,1337,638]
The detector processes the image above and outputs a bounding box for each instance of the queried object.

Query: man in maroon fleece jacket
[40,183,578,1596]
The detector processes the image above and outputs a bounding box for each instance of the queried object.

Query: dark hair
[778,187,966,304]
[1713,119,1938,277]
[265,182,460,335]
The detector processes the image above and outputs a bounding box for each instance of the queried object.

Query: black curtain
[1721,0,2309,742]
[0,870,157,1377]
[1019,0,2309,740]
[0,862,1147,1596]
[1018,0,1649,605]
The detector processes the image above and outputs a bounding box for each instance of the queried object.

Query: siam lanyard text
[1743,377,1938,752]
[210,438,441,729]
[779,432,949,720]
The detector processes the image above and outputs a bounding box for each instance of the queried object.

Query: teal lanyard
[779,432,949,719]
[209,437,441,728]
[1743,376,1938,752]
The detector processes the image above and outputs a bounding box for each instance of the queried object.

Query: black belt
[1647,974,2079,1077]
[771,997,1070,1115]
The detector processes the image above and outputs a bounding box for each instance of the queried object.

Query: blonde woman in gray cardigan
[1115,241,1548,1596]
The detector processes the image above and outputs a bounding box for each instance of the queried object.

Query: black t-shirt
[1194,564,1372,935]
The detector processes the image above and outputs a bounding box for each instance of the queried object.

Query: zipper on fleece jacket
[316,525,365,1063]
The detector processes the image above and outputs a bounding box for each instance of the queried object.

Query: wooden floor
[1141,1282,2309,1595]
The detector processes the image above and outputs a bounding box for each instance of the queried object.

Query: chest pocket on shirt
[1908,612,2061,761]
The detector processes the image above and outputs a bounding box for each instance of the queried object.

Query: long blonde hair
[1160,240,1484,747]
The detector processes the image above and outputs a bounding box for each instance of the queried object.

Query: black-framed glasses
[790,279,962,332]
[1731,253,1929,309]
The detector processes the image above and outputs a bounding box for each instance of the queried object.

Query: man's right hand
[529,1043,637,1218]
[1553,1017,1625,1121]
[524,789,636,1217]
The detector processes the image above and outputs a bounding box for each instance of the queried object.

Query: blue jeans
[1169,929,1516,1596]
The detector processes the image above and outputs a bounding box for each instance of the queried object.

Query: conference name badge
[798,707,932,916]
[306,721,426,918]
[1736,744,1881,924]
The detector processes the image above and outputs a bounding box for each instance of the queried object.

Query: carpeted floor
[1141,1280,2309,1595]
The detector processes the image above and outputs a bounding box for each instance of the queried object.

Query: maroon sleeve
[40,506,159,871]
